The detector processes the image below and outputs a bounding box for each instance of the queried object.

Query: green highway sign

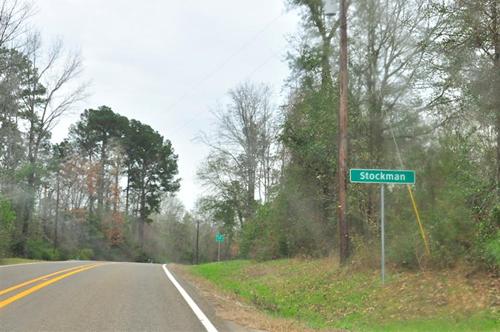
[215,233,224,243]
[350,168,415,184]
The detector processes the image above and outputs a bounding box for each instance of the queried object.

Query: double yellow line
[0,263,101,309]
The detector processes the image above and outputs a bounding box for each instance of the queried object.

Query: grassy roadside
[0,257,40,265]
[189,259,499,332]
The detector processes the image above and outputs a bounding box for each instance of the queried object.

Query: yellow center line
[0,263,102,309]
[0,264,94,297]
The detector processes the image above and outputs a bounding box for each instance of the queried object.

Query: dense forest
[196,0,499,270]
[0,0,499,270]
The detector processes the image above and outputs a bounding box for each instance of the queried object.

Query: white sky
[32,0,300,209]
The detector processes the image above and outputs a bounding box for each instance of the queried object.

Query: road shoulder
[168,264,314,332]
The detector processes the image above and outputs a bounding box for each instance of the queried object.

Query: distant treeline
[1,97,185,260]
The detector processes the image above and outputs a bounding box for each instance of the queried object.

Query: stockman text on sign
[350,169,415,184]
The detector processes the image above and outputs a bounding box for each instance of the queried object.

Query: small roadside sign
[350,168,415,184]
[215,233,224,243]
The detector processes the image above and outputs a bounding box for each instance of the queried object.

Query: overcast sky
[32,1,300,210]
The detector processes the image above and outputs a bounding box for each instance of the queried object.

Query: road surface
[0,261,230,332]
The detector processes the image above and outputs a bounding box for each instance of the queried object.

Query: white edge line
[162,264,218,332]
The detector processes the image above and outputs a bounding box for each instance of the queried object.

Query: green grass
[190,259,499,331]
[361,312,499,332]
[0,257,40,265]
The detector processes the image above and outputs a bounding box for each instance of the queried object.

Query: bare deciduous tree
[199,81,280,224]
[19,33,87,248]
[0,0,32,49]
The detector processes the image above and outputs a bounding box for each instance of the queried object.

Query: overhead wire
[164,12,286,116]
[387,113,431,256]
[169,49,282,136]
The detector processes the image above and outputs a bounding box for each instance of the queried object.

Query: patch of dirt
[169,264,343,332]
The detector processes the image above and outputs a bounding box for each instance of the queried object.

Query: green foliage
[164,219,194,263]
[0,196,16,225]
[54,108,181,259]
[476,204,500,268]
[125,119,180,219]
[417,133,497,267]
[248,165,337,259]
[267,85,340,259]
[363,312,500,332]
[198,189,242,239]
[240,203,287,260]
[134,250,151,263]
[0,195,15,258]
[71,106,129,157]
[25,239,59,261]
[75,248,95,260]
[282,88,337,178]
[483,230,500,267]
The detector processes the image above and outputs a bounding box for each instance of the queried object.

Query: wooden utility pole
[338,0,349,263]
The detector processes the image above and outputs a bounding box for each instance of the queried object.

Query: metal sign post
[217,241,220,262]
[381,184,385,284]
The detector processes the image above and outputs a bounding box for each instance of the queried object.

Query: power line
[164,12,286,115]
[169,49,282,136]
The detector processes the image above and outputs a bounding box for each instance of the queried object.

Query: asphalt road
[0,261,227,332]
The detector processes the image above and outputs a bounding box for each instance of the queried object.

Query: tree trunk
[138,217,145,250]
[321,37,334,93]
[125,171,130,215]
[493,0,500,199]
[496,99,500,199]
[53,169,60,251]
[138,179,146,249]
[246,158,256,220]
[88,154,96,214]
[21,120,36,256]
[113,162,119,213]
[97,138,107,216]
